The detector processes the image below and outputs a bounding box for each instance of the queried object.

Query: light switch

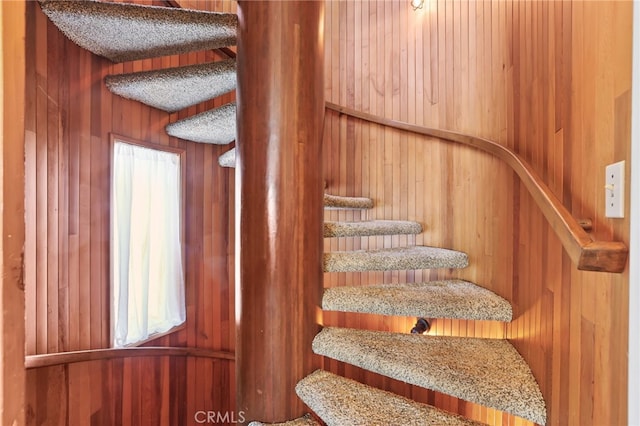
[605,161,625,218]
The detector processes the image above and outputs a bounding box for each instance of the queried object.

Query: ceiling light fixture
[411,0,425,11]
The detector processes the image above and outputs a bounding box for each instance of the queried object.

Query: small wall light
[410,318,430,334]
[411,0,425,11]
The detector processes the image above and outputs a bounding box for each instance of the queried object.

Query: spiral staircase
[39,1,547,425]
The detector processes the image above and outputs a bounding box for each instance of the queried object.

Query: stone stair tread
[312,327,546,425]
[296,370,485,426]
[166,102,236,144]
[39,0,237,63]
[324,220,422,238]
[248,414,320,426]
[105,60,236,112]
[323,193,373,210]
[219,147,236,168]
[322,279,512,322]
[323,246,468,272]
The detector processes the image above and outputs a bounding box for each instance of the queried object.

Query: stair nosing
[323,219,422,238]
[296,369,486,426]
[105,60,236,113]
[323,246,469,272]
[39,0,238,63]
[166,102,236,144]
[323,193,374,210]
[322,279,512,322]
[312,327,546,425]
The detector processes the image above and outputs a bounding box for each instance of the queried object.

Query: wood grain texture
[323,0,631,424]
[26,357,235,426]
[1,2,26,425]
[25,347,235,369]
[235,1,324,422]
[25,0,634,425]
[24,0,237,424]
[326,102,628,273]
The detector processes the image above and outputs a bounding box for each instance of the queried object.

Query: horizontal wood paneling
[323,1,631,425]
[24,0,236,424]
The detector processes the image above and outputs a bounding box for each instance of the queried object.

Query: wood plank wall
[24,0,238,424]
[24,0,633,425]
[1,2,27,425]
[322,1,631,425]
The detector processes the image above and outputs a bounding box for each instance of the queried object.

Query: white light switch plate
[605,160,625,218]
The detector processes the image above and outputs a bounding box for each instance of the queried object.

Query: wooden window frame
[109,134,187,347]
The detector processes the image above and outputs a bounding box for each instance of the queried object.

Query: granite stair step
[219,147,236,168]
[39,0,237,63]
[312,327,546,425]
[323,246,468,272]
[323,193,373,210]
[322,279,512,322]
[105,60,236,112]
[248,414,320,426]
[296,370,485,426]
[166,102,236,144]
[324,220,422,238]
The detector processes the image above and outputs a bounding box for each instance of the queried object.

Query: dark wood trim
[25,347,235,369]
[218,47,236,59]
[325,102,629,273]
[236,1,324,422]
[110,133,186,156]
[122,323,186,347]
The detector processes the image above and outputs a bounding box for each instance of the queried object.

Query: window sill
[122,322,187,348]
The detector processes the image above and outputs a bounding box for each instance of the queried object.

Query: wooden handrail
[25,347,235,369]
[325,102,628,273]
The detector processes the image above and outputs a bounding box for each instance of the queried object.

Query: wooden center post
[235,1,324,423]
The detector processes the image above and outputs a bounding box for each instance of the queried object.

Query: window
[110,136,186,347]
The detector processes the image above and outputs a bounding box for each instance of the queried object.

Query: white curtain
[112,141,185,347]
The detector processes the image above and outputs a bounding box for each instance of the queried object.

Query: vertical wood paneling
[323,1,631,425]
[24,0,37,358]
[1,1,27,424]
[25,0,633,424]
[27,357,234,426]
[25,0,236,424]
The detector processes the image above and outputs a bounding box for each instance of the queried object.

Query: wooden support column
[1,1,26,425]
[235,1,324,423]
